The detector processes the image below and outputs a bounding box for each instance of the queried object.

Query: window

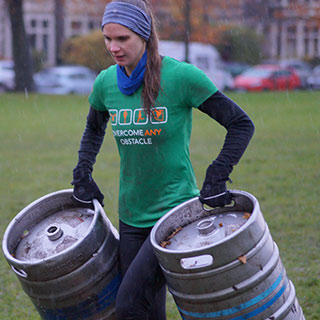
[304,39,309,55]
[69,73,89,80]
[71,21,82,31]
[196,56,209,71]
[88,21,95,30]
[314,39,318,55]
[42,35,48,51]
[41,34,48,60]
[287,26,296,35]
[28,34,36,49]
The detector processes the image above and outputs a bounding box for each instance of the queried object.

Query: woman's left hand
[199,164,232,208]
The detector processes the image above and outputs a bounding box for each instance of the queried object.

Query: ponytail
[141,0,162,117]
[111,0,162,117]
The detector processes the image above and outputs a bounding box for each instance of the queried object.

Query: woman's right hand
[71,167,104,206]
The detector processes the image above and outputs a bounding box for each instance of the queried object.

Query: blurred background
[1,1,320,318]
[1,0,320,94]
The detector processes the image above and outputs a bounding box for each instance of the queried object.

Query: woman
[71,0,255,319]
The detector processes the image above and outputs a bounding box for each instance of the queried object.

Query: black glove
[199,164,232,208]
[71,167,104,206]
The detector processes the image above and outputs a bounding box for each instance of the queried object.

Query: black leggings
[116,221,167,320]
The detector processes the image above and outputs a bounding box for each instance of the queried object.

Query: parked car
[233,64,301,92]
[279,59,312,88]
[223,61,251,78]
[34,65,96,95]
[0,60,15,93]
[307,65,320,89]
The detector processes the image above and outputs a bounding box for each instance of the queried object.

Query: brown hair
[111,0,162,117]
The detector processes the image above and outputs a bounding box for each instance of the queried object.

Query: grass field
[0,91,319,319]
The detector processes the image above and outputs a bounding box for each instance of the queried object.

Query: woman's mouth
[114,55,125,62]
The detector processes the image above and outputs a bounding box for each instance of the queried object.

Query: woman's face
[103,23,146,76]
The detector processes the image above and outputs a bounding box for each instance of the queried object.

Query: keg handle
[180,254,214,270]
[11,265,28,278]
[202,198,236,212]
[93,199,119,240]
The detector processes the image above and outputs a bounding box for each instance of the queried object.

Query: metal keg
[2,189,121,320]
[150,190,305,320]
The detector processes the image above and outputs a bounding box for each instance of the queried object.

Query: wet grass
[0,91,319,319]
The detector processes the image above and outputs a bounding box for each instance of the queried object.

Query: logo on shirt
[109,107,168,126]
[110,107,168,146]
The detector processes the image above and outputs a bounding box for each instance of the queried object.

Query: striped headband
[101,2,152,41]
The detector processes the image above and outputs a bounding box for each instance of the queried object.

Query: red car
[233,64,301,92]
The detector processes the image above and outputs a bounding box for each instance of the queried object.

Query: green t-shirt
[89,56,218,227]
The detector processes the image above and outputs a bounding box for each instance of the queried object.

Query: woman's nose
[109,42,120,52]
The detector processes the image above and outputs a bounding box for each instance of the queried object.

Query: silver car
[0,60,15,93]
[34,65,96,95]
[307,65,320,89]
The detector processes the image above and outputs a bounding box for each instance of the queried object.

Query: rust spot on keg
[219,223,223,227]
[24,242,31,254]
[243,212,251,219]
[232,285,238,291]
[159,226,183,248]
[167,226,183,240]
[238,255,247,264]
[160,240,171,248]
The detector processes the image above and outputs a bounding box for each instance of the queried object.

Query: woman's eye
[119,36,129,42]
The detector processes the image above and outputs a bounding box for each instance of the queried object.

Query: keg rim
[150,189,260,255]
[2,189,99,268]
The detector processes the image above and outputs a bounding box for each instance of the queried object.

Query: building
[0,0,105,66]
[151,0,320,60]
[0,0,319,66]
[259,0,320,59]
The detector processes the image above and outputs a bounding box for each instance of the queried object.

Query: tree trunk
[6,0,34,92]
[55,0,65,65]
[184,0,191,63]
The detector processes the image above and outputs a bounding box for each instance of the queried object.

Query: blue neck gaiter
[116,50,147,95]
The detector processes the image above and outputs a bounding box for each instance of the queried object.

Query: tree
[216,27,264,64]
[61,30,114,73]
[150,0,244,44]
[6,0,34,92]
